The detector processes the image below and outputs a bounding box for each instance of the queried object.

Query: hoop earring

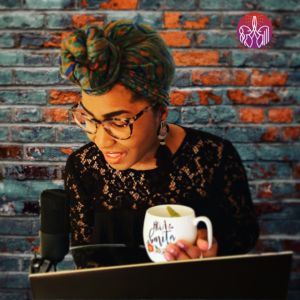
[154,120,173,170]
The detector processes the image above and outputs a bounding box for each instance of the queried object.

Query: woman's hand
[163,229,218,261]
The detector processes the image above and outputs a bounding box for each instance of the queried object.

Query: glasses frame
[68,99,158,140]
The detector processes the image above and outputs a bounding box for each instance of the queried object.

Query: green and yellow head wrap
[59,19,175,107]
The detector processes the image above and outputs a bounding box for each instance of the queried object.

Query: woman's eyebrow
[81,101,131,119]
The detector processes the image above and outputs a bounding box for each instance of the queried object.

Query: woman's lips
[104,152,125,164]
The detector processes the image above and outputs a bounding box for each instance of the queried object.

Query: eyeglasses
[68,99,158,140]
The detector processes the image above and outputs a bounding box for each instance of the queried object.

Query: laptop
[29,250,293,299]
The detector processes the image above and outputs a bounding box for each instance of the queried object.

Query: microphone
[29,189,70,274]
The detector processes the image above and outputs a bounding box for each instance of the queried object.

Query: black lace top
[64,125,259,268]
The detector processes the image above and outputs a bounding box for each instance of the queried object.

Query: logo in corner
[237,12,273,49]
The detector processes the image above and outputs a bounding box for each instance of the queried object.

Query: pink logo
[237,12,273,49]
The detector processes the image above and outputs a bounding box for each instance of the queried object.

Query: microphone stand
[29,250,57,274]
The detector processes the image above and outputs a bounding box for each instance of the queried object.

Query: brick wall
[0,0,299,299]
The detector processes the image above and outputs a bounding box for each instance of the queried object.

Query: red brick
[0,146,23,160]
[268,108,293,123]
[172,51,221,66]
[196,90,222,105]
[70,108,86,124]
[192,70,249,86]
[169,91,191,106]
[43,32,72,48]
[165,13,211,29]
[294,164,300,179]
[251,70,289,86]
[240,108,264,123]
[226,89,280,104]
[61,148,74,155]
[158,31,192,47]
[260,128,280,141]
[71,15,104,28]
[49,90,80,105]
[82,0,138,9]
[43,108,69,123]
[283,127,300,141]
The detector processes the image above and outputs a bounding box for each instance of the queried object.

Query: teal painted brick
[0,292,27,300]
[170,13,221,29]
[0,90,47,105]
[277,88,300,105]
[0,180,64,201]
[14,108,40,123]
[0,127,8,141]
[194,126,225,139]
[4,165,60,180]
[257,145,300,161]
[23,53,51,66]
[0,70,12,84]
[211,106,236,123]
[165,0,196,10]
[24,0,75,9]
[0,52,24,66]
[25,146,79,161]
[166,108,180,123]
[140,0,165,9]
[46,14,72,29]
[231,51,289,68]
[19,33,51,48]
[0,237,39,255]
[283,14,300,30]
[258,182,300,199]
[0,109,11,122]
[225,127,281,143]
[286,71,300,86]
[106,12,162,29]
[0,273,31,289]
[171,70,191,87]
[233,143,256,160]
[0,200,38,216]
[0,14,44,29]
[223,13,280,29]
[259,220,300,235]
[244,162,290,180]
[274,33,300,48]
[290,53,300,68]
[0,33,15,48]
[182,107,209,124]
[0,220,32,235]
[11,126,55,142]
[255,202,300,219]
[295,108,300,123]
[257,0,300,11]
[0,0,19,9]
[196,32,236,48]
[31,220,40,235]
[199,0,256,10]
[57,127,90,143]
[0,256,19,271]
[15,70,63,85]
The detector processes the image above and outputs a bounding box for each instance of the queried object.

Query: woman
[59,19,259,268]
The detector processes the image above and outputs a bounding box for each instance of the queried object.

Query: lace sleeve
[64,154,94,247]
[213,140,259,256]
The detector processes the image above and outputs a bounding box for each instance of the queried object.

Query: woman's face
[81,83,168,170]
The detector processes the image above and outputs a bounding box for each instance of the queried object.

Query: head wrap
[59,19,175,107]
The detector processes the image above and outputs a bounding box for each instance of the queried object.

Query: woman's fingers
[164,241,200,261]
[197,229,218,258]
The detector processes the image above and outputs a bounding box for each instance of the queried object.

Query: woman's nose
[93,125,116,149]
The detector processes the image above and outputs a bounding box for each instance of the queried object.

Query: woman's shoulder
[172,125,233,168]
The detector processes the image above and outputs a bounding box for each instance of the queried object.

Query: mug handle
[192,216,213,250]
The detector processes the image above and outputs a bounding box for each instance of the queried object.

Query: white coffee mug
[143,204,213,262]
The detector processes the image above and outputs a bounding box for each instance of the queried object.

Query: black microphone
[29,189,70,274]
